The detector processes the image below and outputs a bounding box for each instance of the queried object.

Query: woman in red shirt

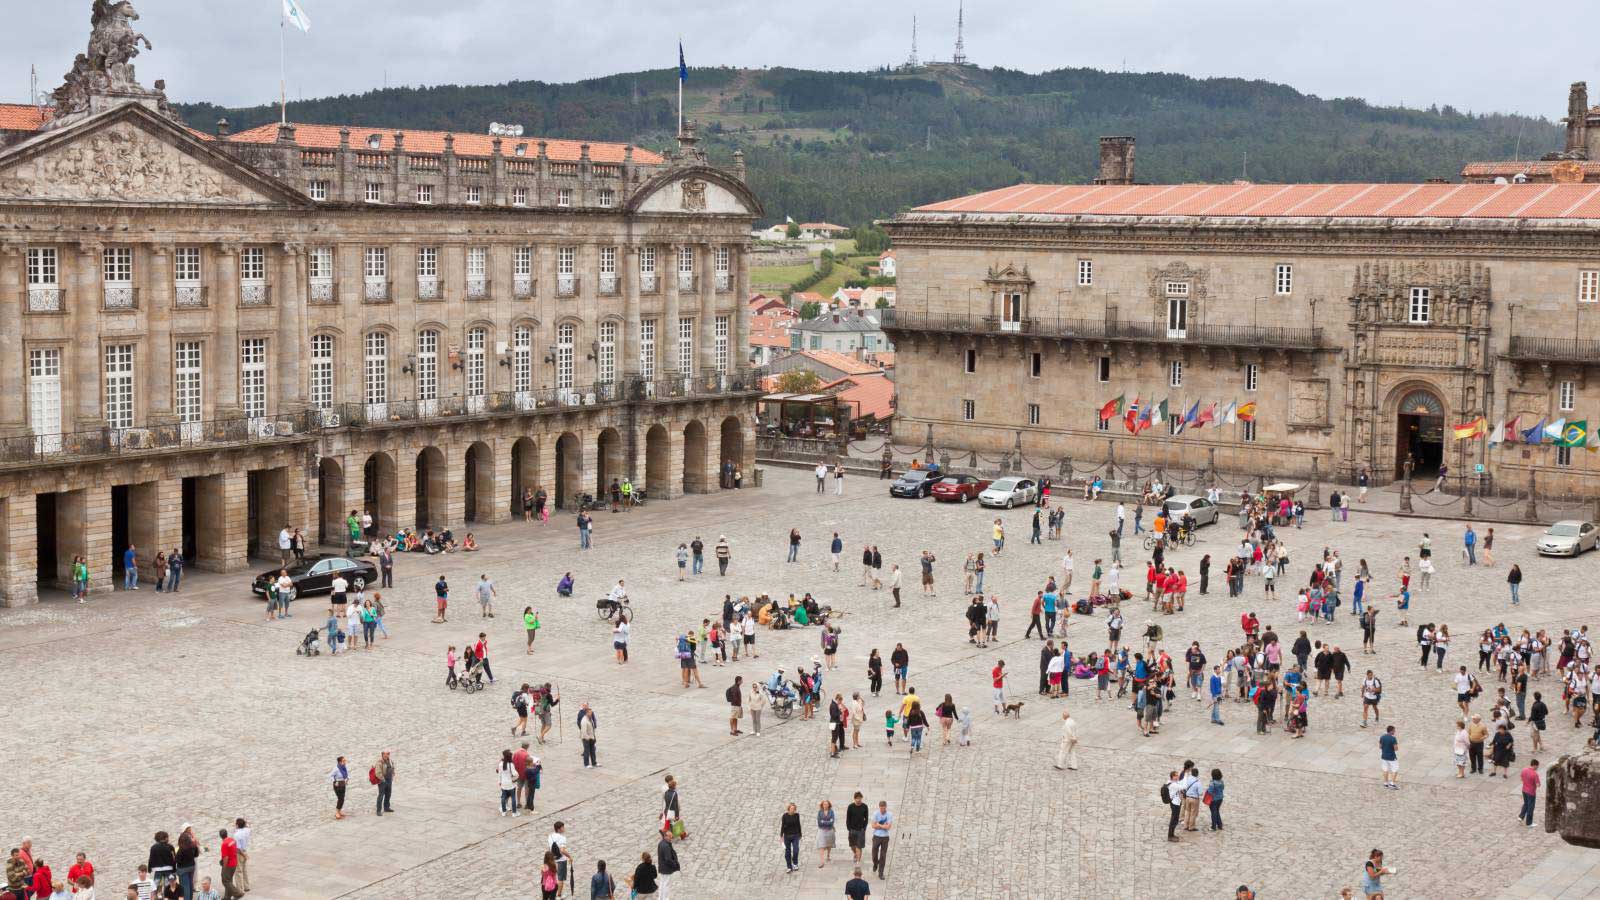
[29,858,52,900]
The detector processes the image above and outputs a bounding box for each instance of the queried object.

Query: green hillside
[177,63,1561,227]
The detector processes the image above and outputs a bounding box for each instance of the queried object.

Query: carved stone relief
[0,121,269,203]
[1290,379,1330,426]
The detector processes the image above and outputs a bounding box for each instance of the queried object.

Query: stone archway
[596,428,624,497]
[415,446,447,530]
[362,451,398,535]
[1389,386,1448,480]
[645,424,670,499]
[719,415,745,488]
[511,437,540,519]
[317,457,344,546]
[464,441,495,523]
[555,432,582,510]
[683,419,709,493]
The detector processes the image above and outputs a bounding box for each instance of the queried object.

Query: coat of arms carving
[680,179,707,212]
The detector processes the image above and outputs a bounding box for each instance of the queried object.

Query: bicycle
[596,597,637,622]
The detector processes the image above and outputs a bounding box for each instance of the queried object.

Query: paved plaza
[5,466,1600,898]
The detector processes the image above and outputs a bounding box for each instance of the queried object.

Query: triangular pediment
[0,102,306,207]
[628,166,763,218]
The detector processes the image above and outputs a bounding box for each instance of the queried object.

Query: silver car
[1537,520,1598,557]
[1163,495,1218,528]
[979,477,1037,508]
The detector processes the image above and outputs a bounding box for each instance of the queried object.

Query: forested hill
[177,63,1561,227]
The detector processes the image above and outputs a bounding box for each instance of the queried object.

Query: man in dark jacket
[845,793,870,865]
[656,830,681,895]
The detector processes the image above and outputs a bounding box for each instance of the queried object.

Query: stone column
[733,246,751,374]
[278,243,306,412]
[72,243,104,428]
[484,437,514,524]
[146,244,174,422]
[664,244,681,379]
[196,471,249,573]
[0,243,23,433]
[697,244,715,377]
[0,494,38,607]
[442,443,466,528]
[622,246,641,378]
[213,244,242,416]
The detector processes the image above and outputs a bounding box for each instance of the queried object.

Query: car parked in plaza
[1162,495,1219,528]
[930,474,992,503]
[889,468,943,498]
[1537,520,1599,557]
[251,555,379,598]
[979,477,1038,508]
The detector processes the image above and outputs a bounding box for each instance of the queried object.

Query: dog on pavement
[1002,701,1026,719]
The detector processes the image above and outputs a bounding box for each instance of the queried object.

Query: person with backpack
[1361,671,1383,728]
[511,684,531,737]
[1162,770,1184,842]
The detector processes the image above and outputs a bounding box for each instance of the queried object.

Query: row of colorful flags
[1097,395,1257,435]
[1452,416,1599,449]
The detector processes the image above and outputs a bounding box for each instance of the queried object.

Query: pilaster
[0,495,38,607]
[664,244,681,379]
[623,246,641,378]
[72,242,103,427]
[0,243,23,432]
[213,244,241,416]
[278,243,306,410]
[698,244,716,375]
[146,244,174,421]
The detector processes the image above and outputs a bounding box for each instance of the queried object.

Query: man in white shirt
[608,579,628,606]
[547,822,573,893]
[1454,666,1475,716]
[330,574,349,608]
[815,462,828,494]
[1053,708,1079,769]
[1060,551,1074,594]
[1164,771,1184,842]
[1115,503,1126,535]
[278,525,293,566]
[133,865,156,900]
[232,818,252,892]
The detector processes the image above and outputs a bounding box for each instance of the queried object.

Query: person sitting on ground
[439,529,459,553]
[556,572,574,597]
[461,533,479,552]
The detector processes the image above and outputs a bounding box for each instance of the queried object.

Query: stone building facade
[883,149,1600,499]
[0,8,762,606]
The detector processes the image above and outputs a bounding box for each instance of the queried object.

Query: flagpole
[677,39,683,138]
[279,4,287,125]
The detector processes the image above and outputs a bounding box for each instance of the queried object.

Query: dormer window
[515,144,528,157]
[366,134,382,150]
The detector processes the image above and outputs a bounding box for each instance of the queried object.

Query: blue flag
[1522,418,1547,445]
[678,43,688,83]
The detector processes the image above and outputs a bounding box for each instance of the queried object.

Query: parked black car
[889,468,943,498]
[251,555,378,599]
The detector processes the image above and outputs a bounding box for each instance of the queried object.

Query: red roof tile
[914,182,1600,221]
[822,373,895,420]
[799,349,883,377]
[1462,160,1600,178]
[0,103,53,131]
[226,122,661,164]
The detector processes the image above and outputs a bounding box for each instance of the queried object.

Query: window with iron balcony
[598,246,618,295]
[714,246,731,291]
[240,246,271,306]
[175,246,206,308]
[363,246,389,302]
[25,247,62,313]
[513,246,534,298]
[639,246,659,293]
[466,246,489,300]
[677,246,695,292]
[415,246,439,300]
[557,246,577,296]
[102,246,136,310]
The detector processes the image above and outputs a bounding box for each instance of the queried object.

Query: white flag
[283,0,311,33]
[1222,401,1237,424]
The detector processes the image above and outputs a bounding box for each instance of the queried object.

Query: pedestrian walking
[1361,849,1394,898]
[788,528,801,563]
[1378,726,1399,790]
[869,802,892,879]
[655,830,680,897]
[890,565,903,607]
[1053,708,1079,770]
[780,803,803,873]
[1519,759,1541,826]
[1206,768,1225,831]
[676,544,689,580]
[727,677,745,736]
[715,535,731,576]
[217,830,242,900]
[816,800,837,867]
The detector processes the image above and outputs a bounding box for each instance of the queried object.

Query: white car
[1537,520,1598,557]
[979,477,1037,508]
[1163,495,1218,527]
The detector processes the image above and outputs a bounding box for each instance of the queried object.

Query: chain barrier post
[1525,470,1539,523]
[1106,439,1116,485]
[1308,457,1321,507]
[1399,458,1414,513]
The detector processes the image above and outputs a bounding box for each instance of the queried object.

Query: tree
[785,221,801,240]
[777,369,823,393]
[799,301,822,319]
[875,296,890,309]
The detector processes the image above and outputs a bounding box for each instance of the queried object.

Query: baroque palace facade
[883,138,1600,498]
[0,6,761,605]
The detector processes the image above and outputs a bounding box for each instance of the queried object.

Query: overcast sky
[6,1,1584,119]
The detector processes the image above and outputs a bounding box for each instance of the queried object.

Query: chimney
[1094,136,1136,185]
[1566,82,1590,155]
[215,117,231,137]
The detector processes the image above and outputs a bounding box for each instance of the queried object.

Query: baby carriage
[450,650,486,693]
[295,629,321,657]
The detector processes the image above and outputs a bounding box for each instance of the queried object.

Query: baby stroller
[451,651,486,693]
[295,629,321,656]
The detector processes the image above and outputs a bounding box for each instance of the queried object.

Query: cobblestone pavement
[4,467,1600,898]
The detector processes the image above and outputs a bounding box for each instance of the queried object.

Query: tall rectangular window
[364,247,387,279]
[1097,356,1111,383]
[1028,403,1041,426]
[1078,259,1093,286]
[174,247,202,283]
[1241,420,1257,443]
[308,247,332,280]
[640,318,657,380]
[466,247,487,278]
[678,245,695,291]
[677,317,694,376]
[417,246,438,278]
[27,247,58,286]
[364,332,389,411]
[174,341,202,426]
[103,343,135,429]
[1000,292,1023,331]
[714,315,730,374]
[416,183,433,204]
[557,188,572,207]
[416,330,439,403]
[1560,380,1576,411]
[102,247,133,284]
[28,348,62,448]
[240,247,267,282]
[599,320,618,383]
[964,348,977,374]
[1165,282,1189,338]
[514,246,532,276]
[640,246,658,292]
[599,246,618,294]
[1095,412,1109,432]
[1408,287,1431,324]
[961,399,976,421]
[556,323,575,390]
[1030,352,1042,378]
[512,325,533,394]
[1580,270,1599,303]
[240,337,267,421]
[512,186,528,207]
[365,182,382,203]
[1169,360,1183,387]
[465,185,482,204]
[557,247,575,275]
[309,334,334,409]
[1557,445,1574,467]
[465,327,487,404]
[1246,363,1259,392]
[1275,263,1293,296]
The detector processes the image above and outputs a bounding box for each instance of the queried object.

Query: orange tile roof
[800,222,848,231]
[879,249,896,259]
[1461,160,1600,179]
[913,182,1600,220]
[869,351,894,368]
[226,122,661,164]
[792,291,827,304]
[799,349,883,377]
[749,314,794,347]
[0,103,53,131]
[823,373,896,420]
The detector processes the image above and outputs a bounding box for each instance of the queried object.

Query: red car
[930,474,992,503]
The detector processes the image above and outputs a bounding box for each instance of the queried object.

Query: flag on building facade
[1152,399,1168,425]
[1522,418,1547,444]
[1124,396,1141,433]
[1136,403,1154,433]
[283,0,311,32]
[1557,420,1589,447]
[1236,401,1257,422]
[1222,401,1237,424]
[1545,418,1567,442]
[1198,402,1218,428]
[1487,419,1506,447]
[1588,428,1600,452]
[1099,394,1124,422]
[1452,417,1487,440]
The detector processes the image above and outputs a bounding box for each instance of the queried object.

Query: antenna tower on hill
[953,1,968,65]
[907,16,919,68]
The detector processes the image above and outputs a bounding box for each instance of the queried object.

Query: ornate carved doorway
[1394,389,1445,479]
